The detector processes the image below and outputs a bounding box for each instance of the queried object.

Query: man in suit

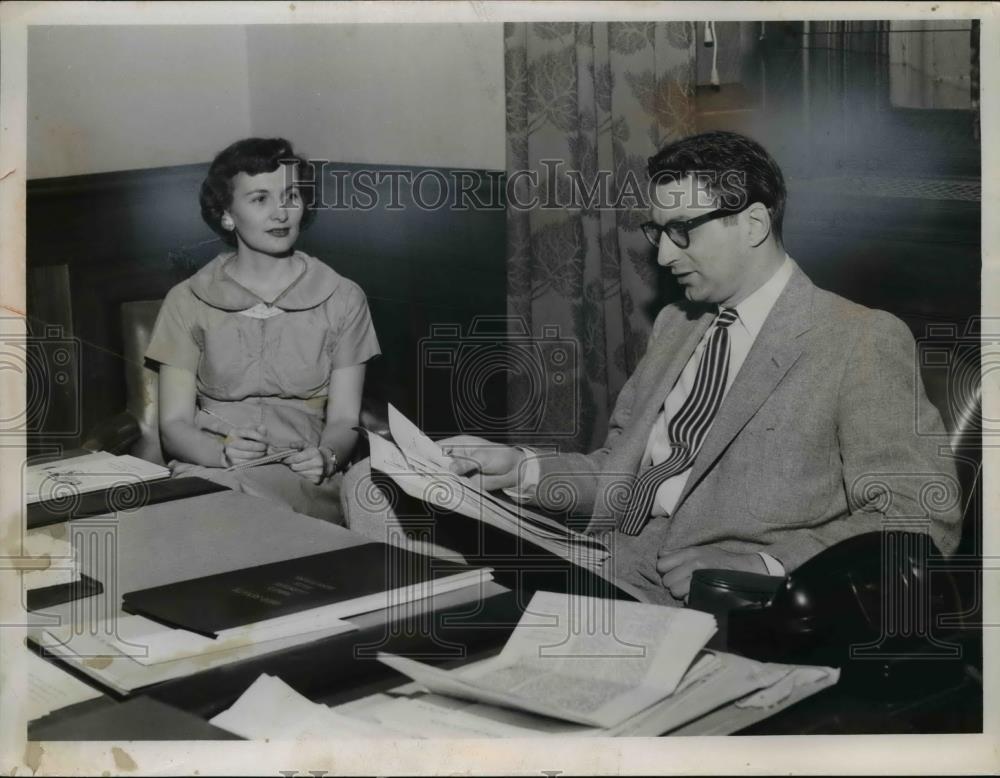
[345,131,962,604]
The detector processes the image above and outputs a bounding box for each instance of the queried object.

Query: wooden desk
[25,488,510,718]
[25,488,982,738]
[30,586,982,738]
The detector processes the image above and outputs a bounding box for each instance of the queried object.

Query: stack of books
[34,543,493,695]
[20,527,103,610]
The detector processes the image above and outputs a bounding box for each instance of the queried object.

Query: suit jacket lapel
[609,307,714,479]
[673,264,816,511]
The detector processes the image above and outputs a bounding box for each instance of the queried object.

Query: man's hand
[437,435,526,492]
[221,425,268,467]
[655,545,768,601]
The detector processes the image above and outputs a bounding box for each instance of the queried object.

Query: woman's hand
[221,425,269,467]
[284,446,326,484]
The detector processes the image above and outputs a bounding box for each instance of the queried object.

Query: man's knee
[341,458,395,528]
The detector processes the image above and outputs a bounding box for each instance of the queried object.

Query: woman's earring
[221,216,234,230]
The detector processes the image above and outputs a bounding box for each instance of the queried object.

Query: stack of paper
[35,616,359,696]
[375,591,840,736]
[19,530,78,591]
[35,541,492,695]
[83,612,364,665]
[369,406,610,570]
[25,451,170,505]
[207,592,840,739]
[378,590,718,728]
[26,650,103,722]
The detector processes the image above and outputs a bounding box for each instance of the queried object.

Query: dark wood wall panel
[26,163,507,450]
[26,161,981,452]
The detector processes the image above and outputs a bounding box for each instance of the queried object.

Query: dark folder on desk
[27,574,103,611]
[29,695,240,741]
[122,542,483,638]
[27,476,229,529]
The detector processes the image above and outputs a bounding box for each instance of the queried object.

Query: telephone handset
[723,531,967,697]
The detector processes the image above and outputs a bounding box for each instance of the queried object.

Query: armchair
[692,385,983,695]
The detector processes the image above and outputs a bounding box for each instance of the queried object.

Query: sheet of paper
[382,406,607,548]
[210,674,400,739]
[602,652,769,735]
[735,665,835,709]
[463,590,717,726]
[369,650,836,738]
[369,695,583,738]
[672,664,841,736]
[209,566,491,640]
[94,612,358,665]
[19,532,77,589]
[26,650,102,721]
[378,591,718,729]
[25,452,170,503]
[35,620,357,696]
[368,433,608,569]
[387,403,454,470]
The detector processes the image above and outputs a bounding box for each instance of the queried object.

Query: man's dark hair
[199,137,317,246]
[647,131,786,246]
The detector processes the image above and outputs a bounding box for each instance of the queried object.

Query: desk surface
[29,586,982,738]
[25,487,983,739]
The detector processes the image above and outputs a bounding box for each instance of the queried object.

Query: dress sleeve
[145,283,202,373]
[327,282,381,369]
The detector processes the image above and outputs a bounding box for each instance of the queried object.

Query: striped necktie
[619,307,739,536]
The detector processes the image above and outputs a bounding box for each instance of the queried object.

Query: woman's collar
[188,251,342,311]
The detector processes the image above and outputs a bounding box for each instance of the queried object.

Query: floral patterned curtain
[505,22,697,453]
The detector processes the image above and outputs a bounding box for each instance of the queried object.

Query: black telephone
[696,531,969,698]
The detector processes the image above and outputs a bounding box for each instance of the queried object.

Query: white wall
[246,24,505,170]
[27,26,252,179]
[27,24,506,179]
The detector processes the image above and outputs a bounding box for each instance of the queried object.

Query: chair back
[121,300,165,465]
[949,383,982,558]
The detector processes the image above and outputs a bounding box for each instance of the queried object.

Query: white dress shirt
[641,257,793,575]
[645,257,794,518]
[509,257,794,574]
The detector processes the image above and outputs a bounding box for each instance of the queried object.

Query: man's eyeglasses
[641,205,749,250]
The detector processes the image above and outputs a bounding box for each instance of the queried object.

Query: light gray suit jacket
[533,262,963,603]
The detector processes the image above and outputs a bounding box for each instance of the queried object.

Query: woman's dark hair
[647,131,786,246]
[200,137,317,246]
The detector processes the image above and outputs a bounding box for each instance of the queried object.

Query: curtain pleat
[504,22,697,452]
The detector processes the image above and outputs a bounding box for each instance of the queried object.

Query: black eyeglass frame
[641,204,750,250]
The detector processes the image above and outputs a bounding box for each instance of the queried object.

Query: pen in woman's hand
[202,408,271,448]
[200,407,239,438]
